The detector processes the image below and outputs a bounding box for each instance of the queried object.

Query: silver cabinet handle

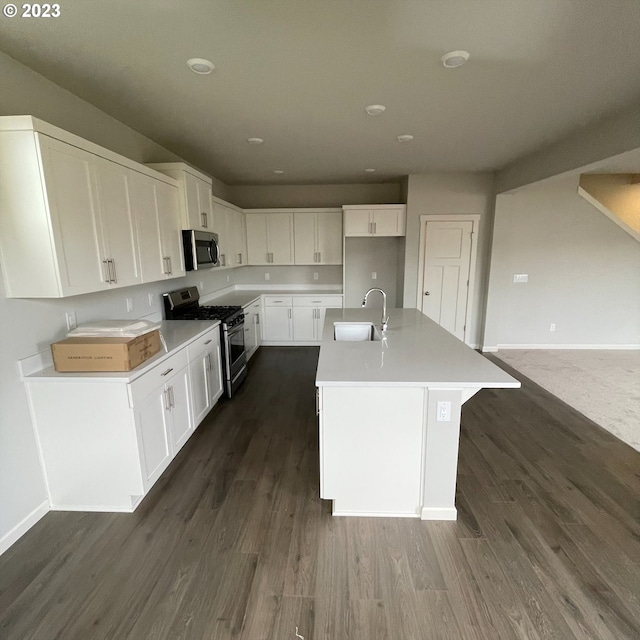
[161,367,173,377]
[164,388,171,411]
[103,259,111,283]
[168,385,175,408]
[221,254,226,266]
[206,353,212,371]
[237,253,242,264]
[315,388,320,416]
[167,256,172,275]
[201,212,208,228]
[204,339,212,345]
[317,251,321,262]
[256,314,260,324]
[107,259,117,283]
[288,308,292,319]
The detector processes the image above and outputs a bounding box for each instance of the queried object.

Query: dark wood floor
[1,348,639,640]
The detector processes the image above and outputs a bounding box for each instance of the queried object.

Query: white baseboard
[332,509,419,518]
[496,344,640,350]
[482,346,499,353]
[261,341,320,347]
[420,506,457,520]
[0,500,49,556]
[50,503,135,513]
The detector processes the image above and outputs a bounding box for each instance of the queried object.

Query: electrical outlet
[437,401,451,422]
[550,323,556,332]
[265,272,270,281]
[126,297,134,313]
[372,271,377,280]
[313,272,319,281]
[65,311,77,331]
[199,280,204,291]
[513,274,529,283]
[226,275,230,283]
[148,293,154,307]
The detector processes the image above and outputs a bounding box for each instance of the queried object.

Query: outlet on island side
[437,401,451,422]
[550,323,556,332]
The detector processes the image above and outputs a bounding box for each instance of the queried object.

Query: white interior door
[420,220,473,340]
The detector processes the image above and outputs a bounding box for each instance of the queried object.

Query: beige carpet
[494,349,640,452]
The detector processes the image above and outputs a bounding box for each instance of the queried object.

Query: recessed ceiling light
[247,137,264,145]
[365,104,386,116]
[364,168,376,173]
[397,134,414,142]
[441,50,470,68]
[273,170,284,174]
[186,58,215,75]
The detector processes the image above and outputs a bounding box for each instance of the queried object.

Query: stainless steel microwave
[182,230,220,271]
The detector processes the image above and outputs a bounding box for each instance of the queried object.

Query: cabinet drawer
[293,295,343,308]
[129,349,189,405]
[263,296,293,306]
[242,297,262,311]
[186,327,220,360]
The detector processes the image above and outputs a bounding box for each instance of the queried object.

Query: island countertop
[316,308,520,389]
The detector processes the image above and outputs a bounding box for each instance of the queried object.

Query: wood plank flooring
[1,347,639,640]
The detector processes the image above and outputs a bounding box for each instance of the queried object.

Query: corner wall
[403,173,496,347]
[483,174,640,349]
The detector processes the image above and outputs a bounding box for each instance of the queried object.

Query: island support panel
[318,385,465,519]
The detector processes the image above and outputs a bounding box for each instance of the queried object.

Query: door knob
[424,291,430,296]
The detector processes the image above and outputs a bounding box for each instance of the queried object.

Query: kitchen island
[315,308,520,519]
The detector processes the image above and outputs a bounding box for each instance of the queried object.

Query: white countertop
[316,309,520,389]
[24,320,218,382]
[202,287,343,308]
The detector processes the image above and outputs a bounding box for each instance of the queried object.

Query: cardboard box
[51,330,162,372]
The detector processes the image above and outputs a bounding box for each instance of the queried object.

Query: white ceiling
[2,0,640,185]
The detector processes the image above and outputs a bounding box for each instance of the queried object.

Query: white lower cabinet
[187,330,224,426]
[262,294,342,344]
[242,299,263,360]
[24,325,223,512]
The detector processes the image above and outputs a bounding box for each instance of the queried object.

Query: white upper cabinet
[245,211,294,265]
[0,116,184,298]
[294,209,343,264]
[132,172,185,282]
[211,197,245,268]
[343,205,406,237]
[146,162,213,231]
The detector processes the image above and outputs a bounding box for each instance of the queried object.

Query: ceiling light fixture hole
[187,58,215,74]
[365,104,386,116]
[441,50,470,68]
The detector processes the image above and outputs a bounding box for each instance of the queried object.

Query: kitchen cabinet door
[343,209,372,236]
[246,214,269,264]
[197,178,213,231]
[292,306,316,341]
[263,306,292,341]
[373,208,405,236]
[132,173,184,282]
[293,211,316,264]
[244,310,256,358]
[38,135,109,295]
[155,180,185,278]
[316,211,343,264]
[167,365,193,454]
[135,383,173,490]
[211,200,231,267]
[184,172,213,231]
[267,213,294,264]
[189,337,223,427]
[229,210,246,266]
[93,158,142,288]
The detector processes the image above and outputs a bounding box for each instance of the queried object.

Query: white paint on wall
[483,175,640,349]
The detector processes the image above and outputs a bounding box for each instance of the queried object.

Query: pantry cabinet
[293,210,343,265]
[147,162,213,232]
[0,116,185,298]
[343,205,406,237]
[245,211,294,265]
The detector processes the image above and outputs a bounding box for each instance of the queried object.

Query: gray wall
[344,238,404,308]
[234,265,342,286]
[484,174,640,348]
[227,182,403,209]
[403,173,496,347]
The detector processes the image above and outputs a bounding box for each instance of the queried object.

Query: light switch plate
[513,274,529,283]
[126,297,134,313]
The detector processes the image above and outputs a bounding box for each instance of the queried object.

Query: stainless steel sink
[333,322,382,341]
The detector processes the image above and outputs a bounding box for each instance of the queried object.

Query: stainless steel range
[163,286,247,398]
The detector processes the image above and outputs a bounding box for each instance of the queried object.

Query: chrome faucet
[362,288,389,332]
